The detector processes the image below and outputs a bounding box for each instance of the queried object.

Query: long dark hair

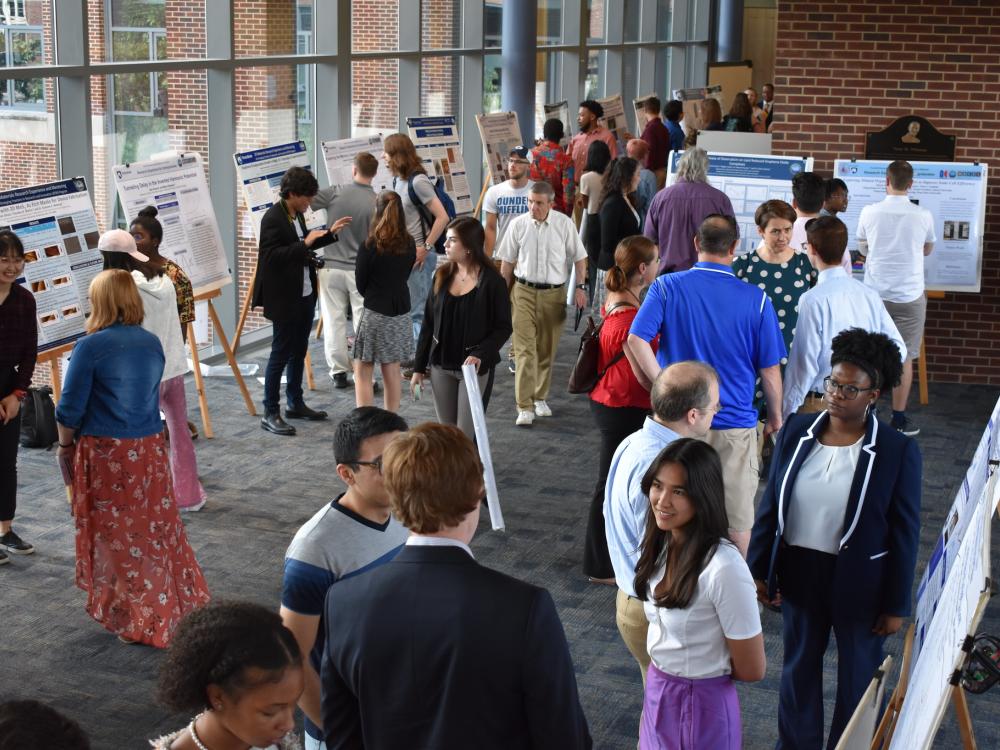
[598,156,639,209]
[583,140,612,176]
[369,190,412,255]
[433,216,492,294]
[633,438,731,609]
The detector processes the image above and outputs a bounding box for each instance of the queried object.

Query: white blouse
[644,541,762,679]
[785,436,863,555]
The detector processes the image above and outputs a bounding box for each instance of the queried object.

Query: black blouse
[432,288,479,369]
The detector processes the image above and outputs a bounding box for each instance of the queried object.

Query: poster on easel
[833,159,988,293]
[667,150,813,256]
[233,141,323,242]
[113,152,231,296]
[597,93,629,146]
[0,177,102,352]
[320,135,394,194]
[475,111,523,186]
[633,93,658,134]
[543,100,572,147]
[405,116,472,215]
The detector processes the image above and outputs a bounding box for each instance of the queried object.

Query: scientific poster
[833,159,988,293]
[113,153,231,296]
[475,111,523,185]
[233,141,322,242]
[667,150,813,256]
[543,100,572,147]
[0,177,102,352]
[320,135,394,194]
[672,84,724,130]
[633,93,657,134]
[597,93,629,146]
[405,116,472,214]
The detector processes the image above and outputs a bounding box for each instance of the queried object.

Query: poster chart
[475,111,523,186]
[113,153,230,296]
[320,134,394,195]
[673,84,724,131]
[597,93,629,146]
[0,178,103,352]
[912,396,1000,664]
[633,93,657,134]
[542,100,571,147]
[234,141,324,242]
[668,150,813,256]
[834,160,987,293]
[406,116,472,215]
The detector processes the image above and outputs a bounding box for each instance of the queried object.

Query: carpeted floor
[2,316,999,749]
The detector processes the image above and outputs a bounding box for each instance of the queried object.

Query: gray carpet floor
[2,316,999,749]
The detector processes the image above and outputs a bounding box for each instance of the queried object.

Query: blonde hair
[383,424,483,534]
[605,236,657,292]
[86,269,144,333]
[383,133,425,180]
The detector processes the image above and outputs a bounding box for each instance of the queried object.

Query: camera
[306,251,326,270]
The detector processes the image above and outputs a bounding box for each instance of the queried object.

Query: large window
[0,23,44,109]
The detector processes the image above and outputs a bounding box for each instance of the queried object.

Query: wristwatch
[576,283,588,290]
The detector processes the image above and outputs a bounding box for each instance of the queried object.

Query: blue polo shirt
[630,261,785,429]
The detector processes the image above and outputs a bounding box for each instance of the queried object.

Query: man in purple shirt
[644,147,733,273]
[639,96,669,188]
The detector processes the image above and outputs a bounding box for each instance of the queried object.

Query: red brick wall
[773,0,1000,385]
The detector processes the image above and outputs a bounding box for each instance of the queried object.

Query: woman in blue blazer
[748,328,921,750]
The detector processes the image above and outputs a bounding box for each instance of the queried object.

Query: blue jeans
[407,255,437,344]
[263,294,316,413]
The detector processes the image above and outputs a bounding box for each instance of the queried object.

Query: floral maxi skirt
[71,434,211,648]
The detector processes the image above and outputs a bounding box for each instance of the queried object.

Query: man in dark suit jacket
[252,166,350,435]
[320,423,592,750]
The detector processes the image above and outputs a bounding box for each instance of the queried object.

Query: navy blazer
[320,544,592,750]
[747,411,921,620]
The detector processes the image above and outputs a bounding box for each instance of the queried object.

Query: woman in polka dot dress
[733,199,817,418]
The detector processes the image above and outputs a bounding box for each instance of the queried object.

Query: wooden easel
[916,290,946,406]
[871,626,914,749]
[37,341,77,403]
[473,174,492,220]
[186,288,257,439]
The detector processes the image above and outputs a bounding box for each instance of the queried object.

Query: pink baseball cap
[97,228,150,263]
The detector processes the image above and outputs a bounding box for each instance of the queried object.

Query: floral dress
[163,258,195,327]
[733,248,817,415]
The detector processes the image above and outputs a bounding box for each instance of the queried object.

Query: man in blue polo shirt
[626,214,785,557]
[279,407,410,750]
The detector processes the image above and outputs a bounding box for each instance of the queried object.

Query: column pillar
[716,0,744,62]
[501,0,538,144]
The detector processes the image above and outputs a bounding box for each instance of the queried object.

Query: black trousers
[263,294,316,413]
[1,367,21,521]
[583,400,648,578]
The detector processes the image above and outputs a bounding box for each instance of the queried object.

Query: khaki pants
[512,282,566,411]
[705,427,759,532]
[616,589,651,685]
[317,267,364,377]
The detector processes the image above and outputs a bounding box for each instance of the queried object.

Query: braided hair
[830,328,903,393]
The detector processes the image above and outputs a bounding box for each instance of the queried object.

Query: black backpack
[19,386,58,449]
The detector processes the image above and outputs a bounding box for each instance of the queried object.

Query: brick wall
[773,0,1000,385]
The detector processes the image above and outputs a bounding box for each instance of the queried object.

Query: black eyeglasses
[352,455,383,474]
[823,376,873,400]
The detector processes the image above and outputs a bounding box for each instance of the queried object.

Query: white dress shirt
[857,194,936,303]
[782,266,906,419]
[494,209,587,286]
[785,437,863,555]
[405,535,474,559]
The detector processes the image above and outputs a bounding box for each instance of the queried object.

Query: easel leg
[918,339,929,406]
[187,322,214,439]
[207,300,257,417]
[952,686,977,749]
[232,263,257,355]
[50,357,62,404]
[305,351,315,390]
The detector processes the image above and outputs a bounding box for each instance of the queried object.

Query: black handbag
[567,302,634,394]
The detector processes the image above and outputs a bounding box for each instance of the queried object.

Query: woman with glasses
[748,327,921,749]
[0,230,37,563]
[411,217,512,439]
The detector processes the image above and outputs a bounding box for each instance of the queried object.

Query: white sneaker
[533,400,552,417]
[515,409,535,427]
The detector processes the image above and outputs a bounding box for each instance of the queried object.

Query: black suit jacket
[251,201,336,322]
[320,545,592,750]
[598,192,641,271]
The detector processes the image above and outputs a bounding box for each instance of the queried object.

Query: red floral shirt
[530,140,575,215]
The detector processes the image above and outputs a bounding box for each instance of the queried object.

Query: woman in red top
[584,235,660,582]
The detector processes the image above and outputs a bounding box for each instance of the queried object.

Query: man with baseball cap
[483,146,535,257]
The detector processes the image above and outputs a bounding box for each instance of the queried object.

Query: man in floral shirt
[531,119,575,216]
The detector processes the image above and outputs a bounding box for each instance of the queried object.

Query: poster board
[320,134,394,195]
[912,396,1000,664]
[835,656,893,750]
[475,111,523,185]
[708,61,752,115]
[667,150,813,256]
[673,85,724,131]
[597,93,629,147]
[0,177,102,352]
[405,116,472,215]
[832,159,988,293]
[233,141,323,242]
[633,93,657,135]
[113,152,231,296]
[543,100,572,147]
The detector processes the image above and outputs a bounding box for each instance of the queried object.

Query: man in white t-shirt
[857,159,935,436]
[484,146,534,256]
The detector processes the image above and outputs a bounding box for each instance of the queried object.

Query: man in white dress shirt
[857,160,935,436]
[783,216,906,419]
[496,181,588,426]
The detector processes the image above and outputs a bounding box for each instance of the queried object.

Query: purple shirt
[643,180,734,273]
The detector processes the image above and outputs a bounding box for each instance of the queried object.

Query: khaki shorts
[705,427,760,532]
[883,294,926,362]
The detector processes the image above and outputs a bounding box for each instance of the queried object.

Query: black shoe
[893,416,920,436]
[0,530,34,555]
[261,412,296,435]
[285,403,328,421]
[332,372,350,389]
[373,380,382,394]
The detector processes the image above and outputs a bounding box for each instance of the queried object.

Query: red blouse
[589,306,657,409]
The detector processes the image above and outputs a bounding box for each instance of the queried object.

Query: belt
[515,277,563,290]
[806,391,824,400]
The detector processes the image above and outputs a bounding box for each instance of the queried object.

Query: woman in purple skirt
[634,438,766,749]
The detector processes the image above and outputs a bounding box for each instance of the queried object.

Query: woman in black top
[597,157,642,272]
[411,217,512,438]
[722,92,754,132]
[354,190,417,413]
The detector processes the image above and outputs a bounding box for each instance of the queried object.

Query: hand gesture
[330,216,352,234]
[304,228,329,248]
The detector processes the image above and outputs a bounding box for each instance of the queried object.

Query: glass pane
[421,56,460,117]
[111,0,166,27]
[0,104,58,186]
[658,0,673,41]
[624,0,641,42]
[586,0,605,44]
[111,30,151,61]
[352,58,398,136]
[483,53,501,113]
[655,48,672,104]
[422,0,461,51]
[484,1,501,47]
[623,48,639,125]
[112,72,152,112]
[8,30,43,107]
[353,0,399,53]
[0,33,6,107]
[234,0,311,57]
[538,0,562,45]
[95,0,205,62]
[533,51,561,132]
[585,50,606,100]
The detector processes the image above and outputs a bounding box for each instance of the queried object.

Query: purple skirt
[640,664,742,750]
